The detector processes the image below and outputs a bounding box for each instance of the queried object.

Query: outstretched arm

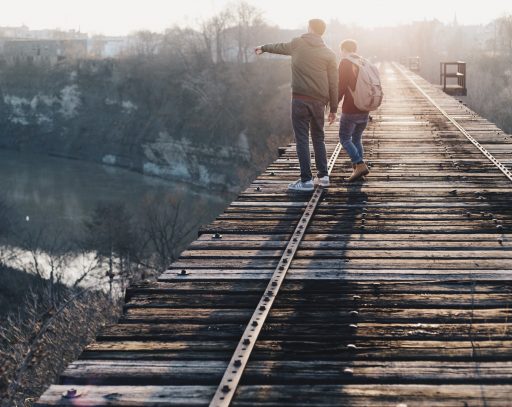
[255,41,293,56]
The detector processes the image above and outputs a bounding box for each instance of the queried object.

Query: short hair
[341,39,358,53]
[309,19,327,36]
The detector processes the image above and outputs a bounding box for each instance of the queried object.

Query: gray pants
[291,98,328,182]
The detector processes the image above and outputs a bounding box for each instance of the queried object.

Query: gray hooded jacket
[262,33,338,113]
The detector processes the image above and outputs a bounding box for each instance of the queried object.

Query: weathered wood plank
[35,384,512,406]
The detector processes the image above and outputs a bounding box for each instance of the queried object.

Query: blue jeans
[291,98,328,182]
[339,112,369,164]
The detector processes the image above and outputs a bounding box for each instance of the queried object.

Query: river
[0,148,235,285]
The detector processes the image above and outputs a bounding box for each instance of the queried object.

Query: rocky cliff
[0,57,292,191]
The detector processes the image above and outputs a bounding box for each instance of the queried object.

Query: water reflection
[0,149,233,228]
[0,149,235,286]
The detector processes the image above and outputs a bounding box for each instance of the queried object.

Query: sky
[1,0,512,36]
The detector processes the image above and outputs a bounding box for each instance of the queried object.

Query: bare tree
[0,287,119,406]
[0,198,16,266]
[83,202,135,299]
[497,15,512,55]
[130,30,162,56]
[201,9,233,64]
[135,196,201,273]
[233,1,264,64]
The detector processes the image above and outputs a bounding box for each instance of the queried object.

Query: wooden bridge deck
[37,63,512,406]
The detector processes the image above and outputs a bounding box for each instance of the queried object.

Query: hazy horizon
[1,0,512,36]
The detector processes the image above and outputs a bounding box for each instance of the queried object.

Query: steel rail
[209,139,343,407]
[393,62,512,183]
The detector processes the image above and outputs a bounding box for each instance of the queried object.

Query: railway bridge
[36,62,512,406]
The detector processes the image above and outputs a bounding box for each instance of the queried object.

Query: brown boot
[348,162,369,182]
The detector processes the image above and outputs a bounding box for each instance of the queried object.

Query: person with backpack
[255,19,338,191]
[338,39,383,182]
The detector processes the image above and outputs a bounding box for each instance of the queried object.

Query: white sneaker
[287,179,314,191]
[314,175,330,187]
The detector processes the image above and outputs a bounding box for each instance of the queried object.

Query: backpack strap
[343,54,364,68]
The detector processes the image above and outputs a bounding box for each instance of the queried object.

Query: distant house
[1,39,87,65]
[88,36,130,58]
[0,25,30,39]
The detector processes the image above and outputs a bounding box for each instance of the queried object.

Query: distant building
[88,36,130,58]
[0,25,30,38]
[1,39,87,65]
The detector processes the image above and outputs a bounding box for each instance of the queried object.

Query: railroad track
[37,62,512,406]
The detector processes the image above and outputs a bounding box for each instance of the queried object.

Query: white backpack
[344,54,383,111]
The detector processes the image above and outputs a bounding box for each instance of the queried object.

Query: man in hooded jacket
[255,19,338,191]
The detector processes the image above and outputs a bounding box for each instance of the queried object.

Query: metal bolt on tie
[353,295,361,300]
[349,311,359,317]
[347,344,357,350]
[62,389,81,399]
[349,324,358,330]
[343,368,354,375]
[179,269,188,276]
[213,233,223,239]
